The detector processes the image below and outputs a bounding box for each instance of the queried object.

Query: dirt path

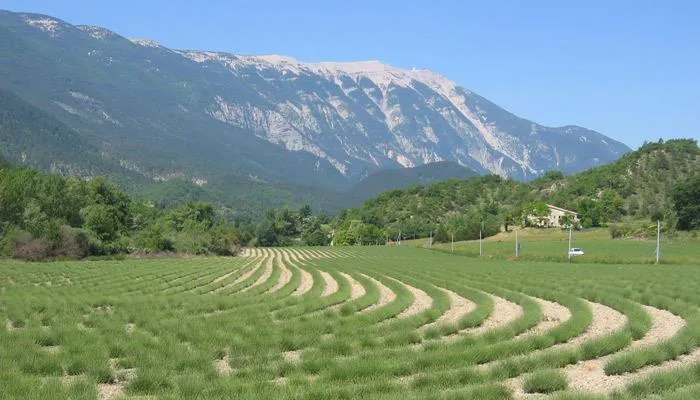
[505,300,631,398]
[240,251,274,293]
[563,305,687,394]
[292,266,313,296]
[286,249,303,263]
[297,249,317,259]
[361,274,396,312]
[516,297,572,339]
[455,292,523,337]
[421,289,476,331]
[295,249,313,262]
[479,299,627,371]
[212,258,253,284]
[320,271,339,297]
[314,249,333,259]
[567,300,629,347]
[214,255,266,293]
[393,279,433,319]
[340,272,366,301]
[268,250,292,293]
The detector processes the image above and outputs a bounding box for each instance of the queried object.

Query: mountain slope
[0,10,630,187]
[0,86,126,178]
[182,53,630,180]
[348,161,477,199]
[0,11,346,189]
[0,85,349,215]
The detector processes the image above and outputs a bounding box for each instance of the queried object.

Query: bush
[12,232,52,261]
[0,226,24,256]
[523,369,568,393]
[131,223,174,253]
[54,226,91,259]
[609,224,623,239]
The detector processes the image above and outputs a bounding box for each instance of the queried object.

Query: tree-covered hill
[330,139,700,244]
[541,139,700,225]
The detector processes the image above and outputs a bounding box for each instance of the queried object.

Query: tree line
[0,162,245,260]
[2,139,698,257]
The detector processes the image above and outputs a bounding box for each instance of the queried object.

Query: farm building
[526,204,580,228]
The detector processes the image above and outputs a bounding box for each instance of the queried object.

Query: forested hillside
[0,161,248,260]
[328,139,700,244]
[542,139,700,225]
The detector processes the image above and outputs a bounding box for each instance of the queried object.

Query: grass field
[1,245,700,399]
[427,228,700,264]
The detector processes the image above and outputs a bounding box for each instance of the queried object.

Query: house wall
[547,208,579,228]
[526,207,580,228]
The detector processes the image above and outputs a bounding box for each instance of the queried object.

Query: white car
[568,248,585,256]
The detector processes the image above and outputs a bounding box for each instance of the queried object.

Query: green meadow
[429,227,700,264]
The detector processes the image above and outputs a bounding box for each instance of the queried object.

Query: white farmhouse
[543,204,579,228]
[526,204,580,228]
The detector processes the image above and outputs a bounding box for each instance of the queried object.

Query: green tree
[81,204,120,243]
[672,174,700,230]
[576,199,601,228]
[522,202,549,227]
[599,191,626,222]
[22,200,58,240]
[299,204,312,219]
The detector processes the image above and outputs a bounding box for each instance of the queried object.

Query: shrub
[523,369,568,393]
[54,226,91,259]
[0,226,24,256]
[609,224,623,239]
[12,233,52,261]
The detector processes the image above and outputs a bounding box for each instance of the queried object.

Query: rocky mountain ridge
[0,10,630,189]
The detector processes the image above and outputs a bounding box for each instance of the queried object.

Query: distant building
[526,204,579,228]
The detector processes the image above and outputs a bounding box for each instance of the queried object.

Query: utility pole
[567,225,572,262]
[656,220,661,264]
[479,221,484,256]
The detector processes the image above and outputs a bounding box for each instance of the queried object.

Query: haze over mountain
[0,10,631,212]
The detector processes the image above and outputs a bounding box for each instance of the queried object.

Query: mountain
[349,161,477,199]
[0,10,630,209]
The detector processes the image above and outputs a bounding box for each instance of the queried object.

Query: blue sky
[3,0,699,148]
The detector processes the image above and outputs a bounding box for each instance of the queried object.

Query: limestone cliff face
[0,10,630,186]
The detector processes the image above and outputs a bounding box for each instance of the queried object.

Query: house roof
[546,204,578,216]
